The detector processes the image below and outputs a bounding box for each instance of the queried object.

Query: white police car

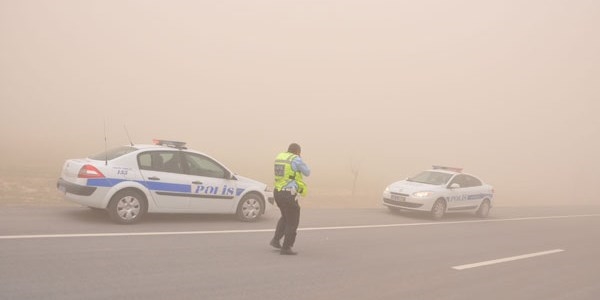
[383,166,494,219]
[57,139,274,224]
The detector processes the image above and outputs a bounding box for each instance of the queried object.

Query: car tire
[236,193,263,222]
[107,190,147,224]
[476,199,491,218]
[431,199,446,220]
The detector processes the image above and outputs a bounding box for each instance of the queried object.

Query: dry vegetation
[0,174,68,207]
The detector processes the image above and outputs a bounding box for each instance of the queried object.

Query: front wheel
[236,194,264,222]
[107,190,147,224]
[430,199,446,220]
[476,199,491,218]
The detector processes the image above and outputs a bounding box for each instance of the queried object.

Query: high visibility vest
[274,152,307,195]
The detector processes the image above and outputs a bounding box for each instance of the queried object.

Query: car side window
[138,151,183,174]
[162,152,184,173]
[465,175,482,187]
[449,175,467,188]
[138,153,153,170]
[184,153,228,178]
[139,152,163,171]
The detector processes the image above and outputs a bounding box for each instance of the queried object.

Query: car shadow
[62,207,275,225]
[386,208,493,221]
[61,207,113,224]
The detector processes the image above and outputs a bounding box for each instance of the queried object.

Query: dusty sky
[1,0,599,206]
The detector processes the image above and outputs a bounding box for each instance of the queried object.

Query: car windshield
[89,146,137,161]
[407,171,452,185]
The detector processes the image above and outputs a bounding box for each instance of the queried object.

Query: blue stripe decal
[467,193,493,200]
[87,178,248,197]
[87,178,125,187]
[87,178,190,193]
[142,181,190,193]
[235,188,245,196]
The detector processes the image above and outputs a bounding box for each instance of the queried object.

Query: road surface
[1,205,599,299]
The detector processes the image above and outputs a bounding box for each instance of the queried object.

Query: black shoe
[280,248,297,255]
[270,239,282,249]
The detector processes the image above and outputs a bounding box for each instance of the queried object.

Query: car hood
[235,175,267,189]
[388,180,445,194]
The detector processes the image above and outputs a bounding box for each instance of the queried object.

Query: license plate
[391,194,405,202]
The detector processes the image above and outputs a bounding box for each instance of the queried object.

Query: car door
[138,151,190,210]
[446,174,471,210]
[448,174,482,210]
[462,175,485,208]
[183,152,238,213]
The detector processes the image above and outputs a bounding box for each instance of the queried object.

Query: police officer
[270,143,310,255]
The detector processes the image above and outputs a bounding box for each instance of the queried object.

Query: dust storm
[1,0,598,207]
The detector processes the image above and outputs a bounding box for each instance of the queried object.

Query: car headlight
[384,186,390,193]
[412,191,433,198]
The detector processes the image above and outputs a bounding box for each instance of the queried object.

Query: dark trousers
[272,189,301,249]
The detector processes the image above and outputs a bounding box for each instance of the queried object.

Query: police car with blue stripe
[383,166,494,219]
[57,139,274,224]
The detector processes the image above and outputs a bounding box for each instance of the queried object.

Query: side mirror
[450,183,460,189]
[223,171,234,180]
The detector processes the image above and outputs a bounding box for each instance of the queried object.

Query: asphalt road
[1,205,599,300]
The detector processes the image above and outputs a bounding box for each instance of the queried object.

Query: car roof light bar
[153,139,187,149]
[432,165,463,173]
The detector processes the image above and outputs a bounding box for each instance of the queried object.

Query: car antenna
[124,124,134,146]
[104,119,108,166]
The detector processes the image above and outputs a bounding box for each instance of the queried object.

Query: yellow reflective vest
[274,152,307,195]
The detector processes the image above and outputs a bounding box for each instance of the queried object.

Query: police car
[382,166,494,219]
[57,139,274,224]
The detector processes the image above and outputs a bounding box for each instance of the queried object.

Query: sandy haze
[1,0,599,207]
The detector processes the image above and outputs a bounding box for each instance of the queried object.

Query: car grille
[383,198,423,208]
[390,192,409,197]
[389,192,409,202]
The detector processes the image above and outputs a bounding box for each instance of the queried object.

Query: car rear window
[89,146,137,161]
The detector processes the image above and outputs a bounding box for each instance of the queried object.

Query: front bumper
[383,197,424,209]
[382,191,434,211]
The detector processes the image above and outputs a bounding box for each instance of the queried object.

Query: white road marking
[0,213,599,240]
[299,214,600,231]
[452,249,565,270]
[0,229,275,240]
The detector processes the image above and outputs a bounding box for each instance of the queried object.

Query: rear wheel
[107,190,147,224]
[476,199,491,218]
[431,199,446,220]
[236,193,263,222]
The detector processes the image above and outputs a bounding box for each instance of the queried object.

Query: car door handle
[192,181,203,184]
[148,176,160,181]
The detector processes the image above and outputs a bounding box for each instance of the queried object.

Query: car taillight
[78,165,105,178]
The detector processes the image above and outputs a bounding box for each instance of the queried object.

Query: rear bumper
[57,178,97,196]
